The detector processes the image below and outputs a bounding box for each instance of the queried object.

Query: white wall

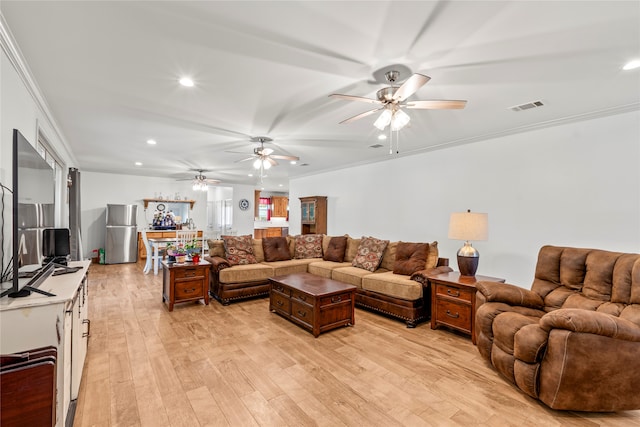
[1,41,77,272]
[290,110,640,286]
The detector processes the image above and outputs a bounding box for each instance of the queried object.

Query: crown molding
[0,12,78,167]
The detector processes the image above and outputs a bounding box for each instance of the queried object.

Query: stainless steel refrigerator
[105,204,138,264]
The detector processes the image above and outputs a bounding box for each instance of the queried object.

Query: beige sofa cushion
[362,271,423,300]
[308,260,351,279]
[426,241,439,269]
[267,258,318,276]
[332,265,387,288]
[253,238,265,263]
[345,237,361,262]
[380,241,398,270]
[219,263,274,283]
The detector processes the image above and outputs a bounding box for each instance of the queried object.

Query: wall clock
[239,199,250,211]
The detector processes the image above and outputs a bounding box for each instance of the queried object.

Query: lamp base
[457,242,479,276]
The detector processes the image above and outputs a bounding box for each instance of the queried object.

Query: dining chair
[141,229,153,274]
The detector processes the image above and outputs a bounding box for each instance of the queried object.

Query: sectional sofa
[204,234,450,327]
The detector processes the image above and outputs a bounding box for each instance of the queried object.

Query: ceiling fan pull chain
[389,125,393,154]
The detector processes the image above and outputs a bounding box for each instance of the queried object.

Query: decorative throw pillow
[345,237,361,262]
[352,236,389,272]
[379,241,398,270]
[207,239,225,258]
[222,235,257,265]
[323,236,348,262]
[393,242,429,275]
[262,237,292,262]
[294,234,324,259]
[426,241,439,269]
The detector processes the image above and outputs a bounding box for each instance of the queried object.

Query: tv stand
[6,286,55,298]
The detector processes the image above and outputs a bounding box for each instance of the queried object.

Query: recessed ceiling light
[135,162,142,166]
[279,184,283,187]
[248,173,253,177]
[179,77,194,87]
[378,134,387,140]
[146,139,157,145]
[290,160,297,165]
[623,60,640,71]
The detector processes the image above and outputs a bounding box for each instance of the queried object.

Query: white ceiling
[2,1,639,191]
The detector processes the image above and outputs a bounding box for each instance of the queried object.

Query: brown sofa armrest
[411,265,454,285]
[476,281,544,310]
[436,257,449,267]
[204,255,231,272]
[539,309,640,341]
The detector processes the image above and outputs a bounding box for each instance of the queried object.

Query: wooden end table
[162,260,210,311]
[428,271,504,343]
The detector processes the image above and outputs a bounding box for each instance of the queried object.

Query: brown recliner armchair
[475,245,640,411]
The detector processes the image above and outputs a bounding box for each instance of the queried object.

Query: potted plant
[166,243,188,263]
[184,238,201,263]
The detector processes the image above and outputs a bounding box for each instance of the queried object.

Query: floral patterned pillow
[352,236,390,272]
[294,234,324,259]
[222,235,257,265]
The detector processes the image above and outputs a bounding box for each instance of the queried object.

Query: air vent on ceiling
[369,144,384,149]
[299,163,309,167]
[509,100,544,112]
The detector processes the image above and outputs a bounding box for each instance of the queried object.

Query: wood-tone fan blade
[392,73,430,102]
[405,100,467,109]
[270,154,300,161]
[266,158,278,167]
[329,94,382,104]
[205,179,221,184]
[339,107,382,124]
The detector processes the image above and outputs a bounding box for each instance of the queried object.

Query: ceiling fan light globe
[391,109,410,131]
[253,159,262,169]
[374,109,392,130]
[263,160,272,170]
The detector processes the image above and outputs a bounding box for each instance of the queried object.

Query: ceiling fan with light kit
[329,69,467,132]
[177,169,221,191]
[227,136,300,172]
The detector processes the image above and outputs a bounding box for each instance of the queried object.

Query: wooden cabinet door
[272,196,288,218]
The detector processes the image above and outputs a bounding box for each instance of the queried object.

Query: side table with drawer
[162,260,210,311]
[428,271,504,343]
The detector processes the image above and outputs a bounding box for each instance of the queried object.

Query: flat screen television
[0,129,56,298]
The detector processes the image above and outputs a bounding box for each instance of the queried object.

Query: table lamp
[448,210,488,276]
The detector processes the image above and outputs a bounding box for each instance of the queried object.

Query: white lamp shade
[448,211,488,241]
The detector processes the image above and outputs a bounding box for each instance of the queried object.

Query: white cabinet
[0,261,90,427]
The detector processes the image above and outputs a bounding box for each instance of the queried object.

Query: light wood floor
[74,263,640,427]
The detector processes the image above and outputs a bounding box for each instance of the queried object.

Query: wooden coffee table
[269,273,356,337]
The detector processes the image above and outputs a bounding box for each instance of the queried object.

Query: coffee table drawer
[292,289,315,305]
[270,291,291,314]
[291,300,314,328]
[319,291,352,307]
[271,282,291,296]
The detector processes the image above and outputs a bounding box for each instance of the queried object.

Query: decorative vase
[191,254,200,264]
[175,255,186,263]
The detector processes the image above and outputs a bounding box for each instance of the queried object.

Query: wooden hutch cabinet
[299,196,327,235]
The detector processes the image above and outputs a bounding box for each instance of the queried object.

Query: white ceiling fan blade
[406,100,467,109]
[270,154,300,161]
[392,73,430,102]
[329,94,382,104]
[235,156,256,163]
[339,107,382,124]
